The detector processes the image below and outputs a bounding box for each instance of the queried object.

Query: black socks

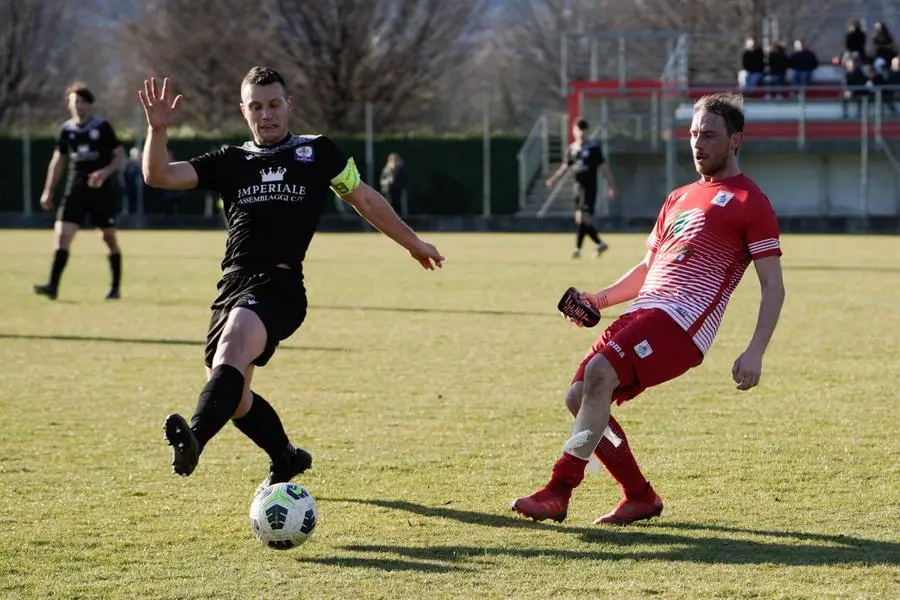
[233,392,290,462]
[49,249,69,289]
[576,222,602,249]
[108,253,122,291]
[190,364,245,450]
[45,250,122,292]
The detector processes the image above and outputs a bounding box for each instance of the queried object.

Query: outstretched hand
[138,77,183,130]
[409,240,444,270]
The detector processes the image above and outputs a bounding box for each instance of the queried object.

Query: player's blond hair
[693,93,745,135]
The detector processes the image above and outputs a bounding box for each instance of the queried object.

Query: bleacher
[670,64,900,142]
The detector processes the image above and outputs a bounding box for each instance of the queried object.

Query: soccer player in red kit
[512,93,785,525]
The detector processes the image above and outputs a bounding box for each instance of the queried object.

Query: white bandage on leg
[602,425,622,448]
[586,426,622,474]
[562,429,594,454]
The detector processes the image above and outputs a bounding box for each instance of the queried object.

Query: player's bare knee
[101,229,118,250]
[582,354,619,397]
[56,231,75,250]
[565,382,583,417]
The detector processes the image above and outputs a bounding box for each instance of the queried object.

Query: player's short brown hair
[65,82,94,104]
[693,93,744,135]
[242,66,288,95]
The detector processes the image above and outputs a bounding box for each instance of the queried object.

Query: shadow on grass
[307,498,900,572]
[0,332,349,352]
[293,555,473,573]
[784,264,900,274]
[310,304,552,319]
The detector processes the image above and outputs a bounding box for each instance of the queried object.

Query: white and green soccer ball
[249,482,317,549]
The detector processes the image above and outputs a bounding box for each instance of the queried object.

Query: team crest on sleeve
[711,191,734,207]
[294,146,314,163]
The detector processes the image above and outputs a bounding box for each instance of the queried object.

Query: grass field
[0,229,898,600]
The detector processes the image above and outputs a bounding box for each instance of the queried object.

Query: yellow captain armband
[330,157,361,196]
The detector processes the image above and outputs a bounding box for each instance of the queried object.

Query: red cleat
[511,487,570,523]
[594,486,663,525]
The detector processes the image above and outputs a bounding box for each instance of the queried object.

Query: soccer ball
[249,482,318,549]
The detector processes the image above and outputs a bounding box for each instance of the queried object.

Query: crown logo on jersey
[260,167,287,182]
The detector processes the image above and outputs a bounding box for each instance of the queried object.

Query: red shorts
[572,308,703,405]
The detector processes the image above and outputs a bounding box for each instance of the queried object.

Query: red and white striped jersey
[625,173,782,354]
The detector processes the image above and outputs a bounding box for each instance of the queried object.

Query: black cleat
[255,444,312,496]
[105,289,120,300]
[163,413,200,477]
[596,242,610,257]
[33,284,58,300]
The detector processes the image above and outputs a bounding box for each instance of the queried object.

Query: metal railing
[516,112,570,211]
[516,115,548,210]
[522,83,900,218]
[659,33,689,91]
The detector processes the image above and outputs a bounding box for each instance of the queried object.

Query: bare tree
[478,0,647,128]
[123,0,279,134]
[271,0,488,132]
[0,0,72,130]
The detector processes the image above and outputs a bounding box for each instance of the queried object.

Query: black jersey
[567,140,605,187]
[189,134,349,273]
[56,116,121,190]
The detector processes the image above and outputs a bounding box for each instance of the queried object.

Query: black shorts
[58,185,118,228]
[205,268,307,368]
[574,184,597,214]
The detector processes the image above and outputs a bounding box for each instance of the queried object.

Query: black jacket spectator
[845,63,869,96]
[767,44,790,79]
[873,22,897,63]
[790,46,819,72]
[743,45,765,73]
[845,20,867,58]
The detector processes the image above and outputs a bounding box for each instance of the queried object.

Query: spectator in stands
[379,152,408,217]
[123,147,142,215]
[766,42,789,96]
[865,63,885,107]
[842,57,870,118]
[872,22,898,64]
[884,56,900,115]
[741,37,765,90]
[789,40,819,89]
[845,19,867,62]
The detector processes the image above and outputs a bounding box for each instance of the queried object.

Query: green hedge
[0,136,524,216]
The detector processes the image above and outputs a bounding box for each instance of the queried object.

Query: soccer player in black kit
[34,83,127,300]
[138,68,444,493]
[546,118,618,258]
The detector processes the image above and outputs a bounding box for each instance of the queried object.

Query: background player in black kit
[34,83,127,300]
[138,68,444,492]
[546,118,618,259]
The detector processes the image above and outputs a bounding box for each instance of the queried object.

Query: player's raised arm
[138,77,198,190]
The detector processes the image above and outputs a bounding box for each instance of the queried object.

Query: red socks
[593,416,650,498]
[548,452,588,493]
